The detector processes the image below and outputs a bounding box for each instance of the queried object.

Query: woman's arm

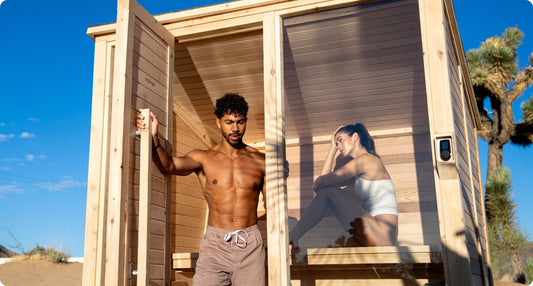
[312,158,362,191]
[320,144,338,175]
[320,126,344,175]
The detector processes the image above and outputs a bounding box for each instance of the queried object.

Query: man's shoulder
[185,148,216,160]
[245,145,265,159]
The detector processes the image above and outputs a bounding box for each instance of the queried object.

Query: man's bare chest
[200,158,263,189]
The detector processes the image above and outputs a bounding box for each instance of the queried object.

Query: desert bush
[13,245,70,263]
[525,258,533,283]
[485,167,527,278]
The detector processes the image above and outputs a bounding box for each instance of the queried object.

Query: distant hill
[0,244,17,258]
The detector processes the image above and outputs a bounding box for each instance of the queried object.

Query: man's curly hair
[214,93,249,119]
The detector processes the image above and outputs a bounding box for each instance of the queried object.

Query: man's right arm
[138,111,201,176]
[152,138,201,175]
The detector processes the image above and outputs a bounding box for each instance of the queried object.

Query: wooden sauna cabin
[82,0,493,285]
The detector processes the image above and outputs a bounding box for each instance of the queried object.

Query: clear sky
[0,0,532,258]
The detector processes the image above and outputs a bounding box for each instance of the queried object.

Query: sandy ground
[0,260,82,286]
[0,259,527,286]
[494,281,530,286]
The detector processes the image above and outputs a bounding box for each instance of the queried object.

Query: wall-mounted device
[439,138,452,161]
[434,134,457,179]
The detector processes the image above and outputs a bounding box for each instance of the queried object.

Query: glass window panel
[283,0,439,264]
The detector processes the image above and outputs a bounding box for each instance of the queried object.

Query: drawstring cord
[224,230,250,248]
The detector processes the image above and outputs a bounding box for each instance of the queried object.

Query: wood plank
[171,193,206,209]
[284,64,424,90]
[171,225,205,239]
[133,71,167,112]
[129,233,165,253]
[286,35,421,64]
[137,108,152,286]
[173,102,217,147]
[284,0,416,26]
[457,64,490,285]
[104,2,136,283]
[303,279,430,286]
[307,246,440,265]
[171,215,206,229]
[82,39,111,286]
[127,0,174,44]
[419,1,473,285]
[264,11,290,286]
[171,235,202,250]
[93,42,116,286]
[175,58,263,80]
[87,0,390,40]
[285,8,417,39]
[172,182,205,197]
[173,203,207,217]
[134,21,168,64]
[175,31,262,62]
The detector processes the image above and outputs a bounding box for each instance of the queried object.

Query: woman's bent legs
[289,186,398,247]
[289,186,363,247]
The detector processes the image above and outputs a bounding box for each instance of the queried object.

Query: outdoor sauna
[83,0,493,285]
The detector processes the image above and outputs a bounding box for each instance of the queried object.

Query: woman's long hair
[335,123,379,158]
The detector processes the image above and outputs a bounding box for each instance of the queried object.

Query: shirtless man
[137,93,266,286]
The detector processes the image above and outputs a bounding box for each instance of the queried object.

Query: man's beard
[222,131,244,148]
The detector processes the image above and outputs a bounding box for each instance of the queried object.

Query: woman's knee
[315,185,340,196]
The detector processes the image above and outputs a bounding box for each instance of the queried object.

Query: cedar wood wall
[445,17,490,286]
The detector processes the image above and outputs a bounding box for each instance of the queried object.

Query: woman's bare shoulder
[351,153,379,164]
[351,153,382,172]
[358,154,390,180]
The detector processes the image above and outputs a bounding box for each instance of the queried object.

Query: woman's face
[334,132,356,157]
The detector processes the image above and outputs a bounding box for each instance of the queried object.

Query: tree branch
[509,67,533,102]
[511,122,533,147]
[485,71,510,100]
[478,112,494,142]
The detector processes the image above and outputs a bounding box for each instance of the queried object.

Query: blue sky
[0,0,532,258]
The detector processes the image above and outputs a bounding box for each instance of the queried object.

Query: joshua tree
[484,167,526,279]
[466,27,533,178]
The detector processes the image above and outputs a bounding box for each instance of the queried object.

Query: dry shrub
[9,245,69,263]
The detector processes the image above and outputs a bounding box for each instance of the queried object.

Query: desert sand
[0,259,527,286]
[0,260,82,286]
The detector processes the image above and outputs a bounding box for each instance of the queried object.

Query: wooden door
[83,0,174,285]
[113,0,174,284]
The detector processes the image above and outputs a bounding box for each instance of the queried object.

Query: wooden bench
[301,245,441,264]
[172,245,443,285]
[172,252,199,270]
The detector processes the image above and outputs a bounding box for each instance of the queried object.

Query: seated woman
[289,124,398,248]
